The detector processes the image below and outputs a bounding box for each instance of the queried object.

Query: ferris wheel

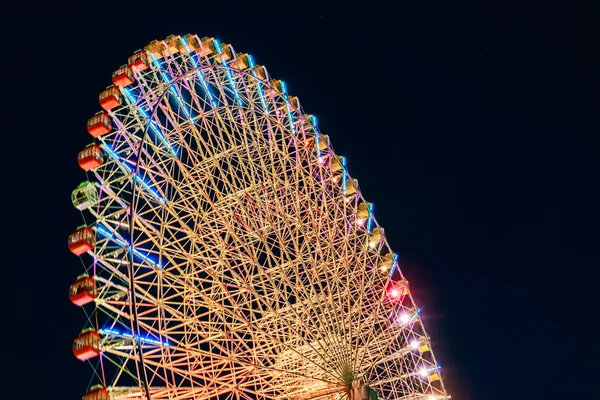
[67,34,450,400]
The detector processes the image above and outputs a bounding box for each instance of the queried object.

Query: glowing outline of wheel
[70,35,450,400]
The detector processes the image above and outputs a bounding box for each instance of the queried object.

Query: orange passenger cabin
[145,39,167,59]
[183,34,201,52]
[199,37,216,57]
[87,112,112,138]
[128,50,150,71]
[164,35,182,55]
[217,43,234,62]
[230,53,250,70]
[82,385,110,400]
[73,329,101,361]
[69,275,97,306]
[99,86,122,111]
[77,144,105,171]
[112,65,134,88]
[68,226,96,256]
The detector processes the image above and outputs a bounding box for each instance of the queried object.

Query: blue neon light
[367,203,374,232]
[248,55,268,113]
[102,327,170,346]
[122,88,177,156]
[96,224,164,269]
[95,224,126,246]
[101,144,165,204]
[131,247,162,269]
[149,54,192,119]
[279,81,296,136]
[133,174,166,205]
[214,39,243,106]
[410,308,421,323]
[95,225,114,238]
[315,136,321,158]
[180,37,218,108]
[390,254,399,276]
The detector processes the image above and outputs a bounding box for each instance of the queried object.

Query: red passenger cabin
[87,112,112,138]
[128,50,150,71]
[112,65,134,88]
[68,226,95,256]
[69,274,97,306]
[73,328,101,361]
[99,86,122,111]
[77,144,105,171]
[82,385,110,400]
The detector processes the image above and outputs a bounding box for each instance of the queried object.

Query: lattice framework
[73,35,449,400]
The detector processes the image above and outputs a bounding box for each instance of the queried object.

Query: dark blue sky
[5,1,598,399]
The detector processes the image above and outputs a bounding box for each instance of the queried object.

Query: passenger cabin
[145,39,167,59]
[72,181,98,211]
[357,202,371,219]
[270,79,285,95]
[87,112,112,138]
[199,37,216,56]
[288,95,300,111]
[72,329,101,361]
[216,43,233,62]
[69,274,97,306]
[317,134,329,151]
[417,339,431,354]
[128,50,150,71]
[183,34,201,52]
[82,385,110,400]
[368,227,383,248]
[78,144,104,171]
[388,280,408,299]
[164,35,181,55]
[427,371,441,383]
[230,53,249,70]
[68,226,95,256]
[300,114,317,132]
[252,65,268,80]
[345,178,358,197]
[99,86,122,111]
[379,252,395,273]
[332,156,345,173]
[112,66,134,88]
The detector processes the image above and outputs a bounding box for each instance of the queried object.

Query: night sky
[5,2,599,399]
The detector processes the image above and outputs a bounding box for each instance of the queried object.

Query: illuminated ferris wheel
[68,34,450,400]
